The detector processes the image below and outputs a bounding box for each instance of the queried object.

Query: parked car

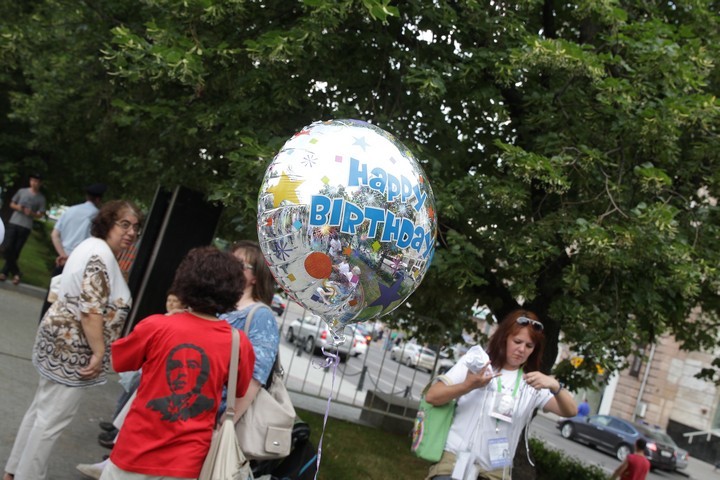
[271,293,286,315]
[350,333,368,357]
[435,348,455,375]
[675,447,688,470]
[391,343,438,372]
[556,414,677,471]
[285,315,353,362]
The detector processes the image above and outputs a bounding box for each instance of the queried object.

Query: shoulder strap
[243,303,267,334]
[242,302,281,390]
[225,328,240,419]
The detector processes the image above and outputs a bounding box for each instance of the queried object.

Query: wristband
[551,383,564,396]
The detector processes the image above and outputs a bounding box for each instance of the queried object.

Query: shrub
[531,438,607,480]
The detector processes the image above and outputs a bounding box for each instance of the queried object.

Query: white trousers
[5,376,86,480]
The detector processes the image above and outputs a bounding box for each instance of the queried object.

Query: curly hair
[91,200,143,240]
[170,246,245,315]
[486,309,546,373]
[230,240,276,306]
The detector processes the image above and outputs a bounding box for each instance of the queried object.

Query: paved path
[0,286,123,480]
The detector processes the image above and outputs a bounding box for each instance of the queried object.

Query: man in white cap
[0,173,46,285]
[38,182,107,320]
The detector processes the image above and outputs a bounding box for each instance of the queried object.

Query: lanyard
[494,368,522,433]
[497,368,523,397]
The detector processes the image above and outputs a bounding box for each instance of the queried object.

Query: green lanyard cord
[497,368,523,398]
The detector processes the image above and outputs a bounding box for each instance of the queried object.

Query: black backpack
[251,421,318,480]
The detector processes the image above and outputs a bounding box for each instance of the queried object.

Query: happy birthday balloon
[257,119,436,337]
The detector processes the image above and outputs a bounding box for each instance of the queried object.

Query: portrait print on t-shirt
[146,343,215,421]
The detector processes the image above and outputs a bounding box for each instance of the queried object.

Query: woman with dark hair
[4,200,141,480]
[101,246,255,479]
[219,240,280,419]
[424,309,577,480]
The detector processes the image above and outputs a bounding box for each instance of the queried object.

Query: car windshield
[421,348,436,357]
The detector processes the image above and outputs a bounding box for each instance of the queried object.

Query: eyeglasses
[516,316,544,332]
[115,220,142,236]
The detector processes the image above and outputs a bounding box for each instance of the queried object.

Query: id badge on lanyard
[489,369,522,424]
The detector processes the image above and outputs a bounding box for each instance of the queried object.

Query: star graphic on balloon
[368,278,403,313]
[353,136,369,151]
[266,171,303,208]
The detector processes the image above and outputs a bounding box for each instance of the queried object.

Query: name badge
[488,437,512,469]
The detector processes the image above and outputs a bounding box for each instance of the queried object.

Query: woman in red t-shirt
[101,247,256,479]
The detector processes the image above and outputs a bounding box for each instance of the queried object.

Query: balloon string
[312,346,340,480]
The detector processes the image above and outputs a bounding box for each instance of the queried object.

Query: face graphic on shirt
[147,343,214,422]
[167,346,204,395]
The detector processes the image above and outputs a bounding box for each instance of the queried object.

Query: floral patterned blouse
[33,237,132,387]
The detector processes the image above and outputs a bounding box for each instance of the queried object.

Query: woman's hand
[522,371,560,392]
[464,362,501,390]
[79,352,104,379]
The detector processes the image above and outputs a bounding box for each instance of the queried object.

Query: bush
[531,438,607,480]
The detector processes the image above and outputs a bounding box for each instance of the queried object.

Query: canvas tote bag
[411,380,456,462]
[235,304,296,460]
[199,328,253,480]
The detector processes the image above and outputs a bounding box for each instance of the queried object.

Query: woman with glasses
[3,200,141,480]
[424,309,577,480]
[219,240,281,420]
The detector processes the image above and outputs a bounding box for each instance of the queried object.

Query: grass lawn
[7,220,55,289]
[296,407,430,479]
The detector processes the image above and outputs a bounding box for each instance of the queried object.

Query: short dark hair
[230,240,276,305]
[636,438,647,451]
[486,309,546,372]
[170,246,245,315]
[90,200,143,240]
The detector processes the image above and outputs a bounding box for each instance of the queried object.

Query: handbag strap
[242,302,268,334]
[243,302,281,390]
[226,328,240,419]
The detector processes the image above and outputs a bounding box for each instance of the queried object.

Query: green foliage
[2,0,720,388]
[530,438,607,480]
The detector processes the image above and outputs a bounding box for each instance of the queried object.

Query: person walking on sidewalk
[610,438,651,480]
[0,173,46,285]
[2,200,141,480]
[38,182,107,320]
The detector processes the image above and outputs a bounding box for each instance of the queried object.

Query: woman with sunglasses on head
[219,240,281,419]
[3,200,141,480]
[424,309,577,480]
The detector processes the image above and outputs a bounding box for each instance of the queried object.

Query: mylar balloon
[257,119,436,337]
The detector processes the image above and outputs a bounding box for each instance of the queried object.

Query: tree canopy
[2,0,720,389]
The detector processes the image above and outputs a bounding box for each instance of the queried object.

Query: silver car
[391,343,438,372]
[285,315,353,362]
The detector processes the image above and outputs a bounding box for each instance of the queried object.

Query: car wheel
[285,328,294,343]
[560,423,574,439]
[390,351,397,361]
[339,353,348,363]
[304,337,315,354]
[616,443,631,462]
[405,357,413,368]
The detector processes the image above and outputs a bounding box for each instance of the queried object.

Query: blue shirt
[54,201,99,255]
[220,303,279,385]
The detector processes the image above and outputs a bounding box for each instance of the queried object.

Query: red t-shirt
[109,312,255,477]
[622,453,651,480]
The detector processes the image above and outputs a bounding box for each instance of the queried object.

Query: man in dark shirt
[0,173,46,284]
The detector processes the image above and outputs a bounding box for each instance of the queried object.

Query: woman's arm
[233,379,262,420]
[425,363,498,406]
[523,371,578,417]
[78,312,105,379]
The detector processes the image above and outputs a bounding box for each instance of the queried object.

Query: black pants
[1,223,31,277]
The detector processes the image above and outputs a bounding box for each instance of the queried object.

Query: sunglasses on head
[516,316,544,332]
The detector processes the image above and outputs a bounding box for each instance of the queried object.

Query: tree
[2,0,720,390]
